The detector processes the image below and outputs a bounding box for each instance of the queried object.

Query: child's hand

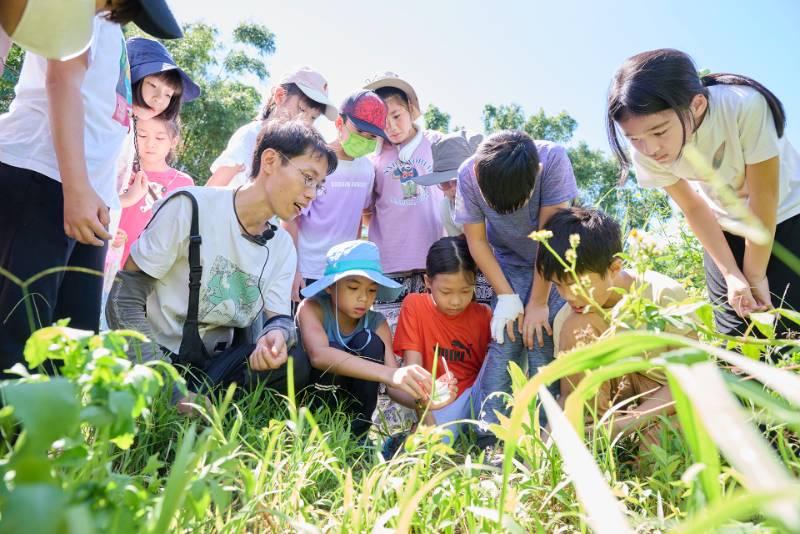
[490,294,524,344]
[63,183,112,246]
[725,271,764,317]
[747,274,772,310]
[291,271,306,303]
[250,330,289,371]
[429,374,458,411]
[389,364,432,400]
[121,170,149,204]
[523,302,552,349]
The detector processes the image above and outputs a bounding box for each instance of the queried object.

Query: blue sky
[170,0,799,152]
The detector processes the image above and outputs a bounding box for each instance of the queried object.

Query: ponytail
[701,73,785,137]
[607,48,786,183]
[163,118,181,165]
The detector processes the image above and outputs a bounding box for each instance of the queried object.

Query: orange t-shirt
[393,293,491,397]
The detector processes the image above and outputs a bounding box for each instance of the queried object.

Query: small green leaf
[80,405,114,427]
[741,342,762,360]
[749,312,776,338]
[63,504,95,534]
[508,361,528,393]
[3,378,79,449]
[53,444,89,468]
[0,484,67,534]
[777,308,800,327]
[9,449,54,483]
[110,433,135,450]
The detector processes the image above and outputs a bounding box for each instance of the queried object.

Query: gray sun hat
[411,130,483,186]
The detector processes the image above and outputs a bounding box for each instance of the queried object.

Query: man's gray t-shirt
[455,141,578,269]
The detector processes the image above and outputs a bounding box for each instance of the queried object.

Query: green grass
[2,325,798,533]
[2,218,800,532]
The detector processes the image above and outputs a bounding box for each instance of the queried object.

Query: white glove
[491,294,524,344]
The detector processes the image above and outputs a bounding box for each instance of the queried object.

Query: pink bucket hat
[279,66,338,121]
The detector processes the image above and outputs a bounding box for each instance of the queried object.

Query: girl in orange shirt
[394,236,492,440]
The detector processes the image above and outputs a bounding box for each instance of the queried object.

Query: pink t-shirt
[367,129,444,274]
[118,168,194,265]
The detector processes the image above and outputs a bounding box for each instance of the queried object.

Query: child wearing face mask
[207,66,338,188]
[362,72,444,330]
[282,90,390,303]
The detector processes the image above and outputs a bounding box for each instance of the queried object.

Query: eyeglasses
[278,152,326,195]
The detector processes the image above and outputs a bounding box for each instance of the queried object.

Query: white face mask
[10,0,94,60]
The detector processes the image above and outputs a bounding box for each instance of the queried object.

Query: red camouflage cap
[340,90,389,142]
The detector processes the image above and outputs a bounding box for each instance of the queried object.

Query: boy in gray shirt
[455,130,577,447]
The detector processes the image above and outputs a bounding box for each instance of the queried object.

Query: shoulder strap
[153,190,209,369]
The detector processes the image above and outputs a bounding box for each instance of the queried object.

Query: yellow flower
[529,230,553,242]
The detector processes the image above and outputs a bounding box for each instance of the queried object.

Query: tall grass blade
[539,386,634,534]
[668,362,800,530]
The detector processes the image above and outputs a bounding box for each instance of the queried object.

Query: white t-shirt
[296,157,374,279]
[0,15,131,209]
[210,120,263,189]
[131,186,296,354]
[440,197,463,237]
[634,85,800,236]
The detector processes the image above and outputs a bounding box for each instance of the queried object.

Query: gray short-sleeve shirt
[455,141,578,269]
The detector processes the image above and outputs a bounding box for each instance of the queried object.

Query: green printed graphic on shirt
[198,255,262,326]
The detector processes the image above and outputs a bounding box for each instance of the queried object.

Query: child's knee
[559,313,601,353]
[289,344,312,389]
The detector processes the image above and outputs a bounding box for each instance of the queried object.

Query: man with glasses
[106,120,337,411]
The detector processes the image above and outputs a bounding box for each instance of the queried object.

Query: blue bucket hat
[302,241,402,302]
[127,37,201,102]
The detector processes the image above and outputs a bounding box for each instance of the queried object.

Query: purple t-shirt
[367,129,444,274]
[455,141,578,269]
[297,156,375,279]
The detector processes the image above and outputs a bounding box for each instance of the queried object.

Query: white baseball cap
[279,66,338,121]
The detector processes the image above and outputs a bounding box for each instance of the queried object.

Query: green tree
[424,103,450,133]
[482,103,525,132]
[125,22,274,183]
[524,109,577,144]
[568,141,671,229]
[0,44,24,113]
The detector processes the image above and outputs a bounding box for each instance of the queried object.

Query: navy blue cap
[133,0,183,40]
[127,37,200,102]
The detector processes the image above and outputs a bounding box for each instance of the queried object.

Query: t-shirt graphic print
[112,37,132,128]
[198,255,264,325]
[385,157,433,204]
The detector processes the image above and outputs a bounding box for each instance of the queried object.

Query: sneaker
[481,444,507,469]
[382,431,409,460]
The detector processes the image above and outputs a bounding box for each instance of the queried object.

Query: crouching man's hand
[249,330,289,371]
